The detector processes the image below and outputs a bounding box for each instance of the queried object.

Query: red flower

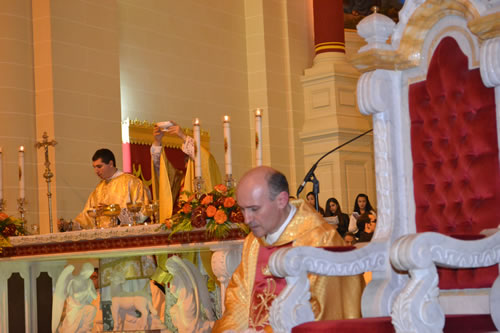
[206,205,217,217]
[214,184,228,194]
[230,209,244,223]
[201,195,213,205]
[214,210,227,224]
[0,212,8,222]
[223,197,235,208]
[182,203,192,214]
[1,223,17,237]
[191,206,207,228]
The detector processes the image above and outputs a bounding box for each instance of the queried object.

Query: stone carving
[108,272,165,331]
[167,255,215,333]
[52,263,97,333]
[390,231,500,332]
[479,37,500,88]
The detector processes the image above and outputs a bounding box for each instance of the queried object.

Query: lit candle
[193,118,202,178]
[255,108,263,166]
[0,147,3,201]
[19,146,25,199]
[223,115,232,176]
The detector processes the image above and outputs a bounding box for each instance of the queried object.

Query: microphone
[296,129,373,198]
[296,164,318,197]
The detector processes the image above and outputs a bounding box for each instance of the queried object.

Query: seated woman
[306,191,325,216]
[348,193,376,238]
[357,213,377,242]
[324,197,350,238]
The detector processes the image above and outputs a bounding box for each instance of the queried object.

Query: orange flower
[214,209,227,224]
[223,197,235,208]
[182,203,192,214]
[201,195,213,205]
[0,212,8,221]
[164,219,173,229]
[206,205,217,217]
[214,184,228,194]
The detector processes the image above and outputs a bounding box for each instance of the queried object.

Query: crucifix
[35,132,57,233]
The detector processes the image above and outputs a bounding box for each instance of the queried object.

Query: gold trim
[315,41,345,47]
[352,0,480,73]
[315,45,346,52]
[126,119,211,149]
[469,12,500,40]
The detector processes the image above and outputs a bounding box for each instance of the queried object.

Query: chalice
[101,204,121,227]
[87,207,100,229]
[144,200,159,224]
[126,201,143,226]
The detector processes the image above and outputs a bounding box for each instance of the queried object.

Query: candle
[0,147,3,201]
[223,115,232,176]
[255,108,263,166]
[19,146,25,199]
[193,118,202,178]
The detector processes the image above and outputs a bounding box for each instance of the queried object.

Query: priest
[74,148,150,228]
[212,166,364,332]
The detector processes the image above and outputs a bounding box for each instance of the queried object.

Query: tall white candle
[0,147,3,201]
[19,146,25,199]
[193,118,202,178]
[223,115,233,176]
[255,108,263,166]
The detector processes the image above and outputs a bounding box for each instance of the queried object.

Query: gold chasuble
[152,145,221,222]
[75,172,150,229]
[212,199,364,332]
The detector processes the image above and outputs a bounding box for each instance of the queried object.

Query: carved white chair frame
[268,1,500,332]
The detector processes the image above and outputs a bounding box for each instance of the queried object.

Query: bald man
[212,166,364,332]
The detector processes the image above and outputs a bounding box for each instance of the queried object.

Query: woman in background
[348,193,376,238]
[325,197,349,238]
[306,191,325,216]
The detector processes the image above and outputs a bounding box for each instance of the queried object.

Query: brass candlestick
[225,174,235,190]
[17,198,26,229]
[193,176,205,196]
[0,199,5,213]
[35,132,57,233]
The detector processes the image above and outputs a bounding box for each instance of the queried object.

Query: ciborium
[126,201,143,226]
[101,204,121,227]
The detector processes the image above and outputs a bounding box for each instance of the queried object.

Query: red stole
[249,242,291,330]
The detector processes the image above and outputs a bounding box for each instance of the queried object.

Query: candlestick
[255,108,263,166]
[17,198,26,229]
[193,118,202,178]
[35,132,58,233]
[19,146,25,199]
[223,115,233,176]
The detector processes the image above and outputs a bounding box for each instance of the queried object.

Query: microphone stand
[296,129,374,210]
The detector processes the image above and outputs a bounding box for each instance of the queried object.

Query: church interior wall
[0,0,369,231]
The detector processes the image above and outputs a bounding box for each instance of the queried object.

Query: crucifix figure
[35,132,57,233]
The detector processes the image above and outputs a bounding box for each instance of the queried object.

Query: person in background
[348,193,376,238]
[358,213,377,242]
[324,197,350,238]
[306,191,325,216]
[344,232,357,246]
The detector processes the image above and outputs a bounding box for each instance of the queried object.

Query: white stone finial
[357,11,396,52]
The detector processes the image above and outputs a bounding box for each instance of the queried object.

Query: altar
[0,225,245,333]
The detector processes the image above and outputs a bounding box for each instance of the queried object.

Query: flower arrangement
[0,212,27,253]
[165,184,248,239]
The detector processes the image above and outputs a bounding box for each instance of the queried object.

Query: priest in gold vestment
[212,166,364,332]
[74,148,150,228]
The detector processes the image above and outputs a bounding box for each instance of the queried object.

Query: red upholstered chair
[268,1,500,332]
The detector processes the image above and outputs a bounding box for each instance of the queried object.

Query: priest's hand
[165,121,187,141]
[153,125,164,146]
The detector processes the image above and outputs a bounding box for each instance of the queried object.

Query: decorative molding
[121,118,211,149]
[479,37,500,87]
[1,228,246,259]
[352,0,482,73]
[390,231,500,332]
[357,70,399,115]
[469,12,500,40]
[269,243,387,278]
[211,247,242,313]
